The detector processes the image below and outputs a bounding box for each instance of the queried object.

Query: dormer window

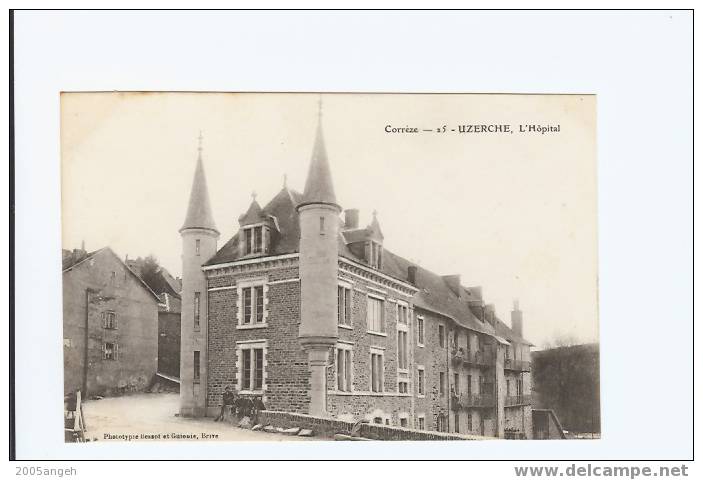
[368,241,383,269]
[244,225,264,255]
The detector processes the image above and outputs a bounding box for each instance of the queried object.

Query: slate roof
[298,121,339,209]
[126,259,182,299]
[181,155,219,234]
[62,247,161,302]
[238,198,266,225]
[62,249,99,271]
[206,187,304,265]
[380,250,495,337]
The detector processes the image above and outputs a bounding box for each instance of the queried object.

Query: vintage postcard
[60,92,599,442]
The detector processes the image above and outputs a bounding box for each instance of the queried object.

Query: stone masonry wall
[327,267,416,425]
[413,309,451,432]
[207,261,310,415]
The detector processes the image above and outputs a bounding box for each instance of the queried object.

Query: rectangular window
[468,412,473,432]
[397,330,408,370]
[367,296,385,333]
[336,348,352,391]
[455,413,460,433]
[255,286,264,323]
[400,417,408,428]
[453,330,459,349]
[337,286,351,326]
[103,342,118,360]
[467,374,472,395]
[241,347,265,391]
[438,415,447,432]
[480,377,493,395]
[254,348,264,390]
[518,377,524,397]
[398,380,409,394]
[371,352,384,392]
[417,316,425,345]
[242,286,265,325]
[103,311,117,329]
[253,226,263,253]
[243,349,251,387]
[454,373,460,394]
[397,304,408,324]
[439,325,445,348]
[195,238,200,255]
[193,351,200,382]
[245,228,253,255]
[243,288,252,324]
[418,416,425,430]
[417,368,425,396]
[440,371,446,396]
[466,333,471,354]
[194,292,201,329]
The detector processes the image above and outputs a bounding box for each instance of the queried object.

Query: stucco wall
[63,249,158,396]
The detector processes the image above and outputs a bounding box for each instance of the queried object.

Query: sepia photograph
[60,92,599,443]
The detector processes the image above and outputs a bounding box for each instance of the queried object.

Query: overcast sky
[61,92,598,348]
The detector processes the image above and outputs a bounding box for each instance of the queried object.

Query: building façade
[178,117,534,438]
[62,246,160,397]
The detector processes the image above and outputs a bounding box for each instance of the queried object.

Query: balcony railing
[449,346,496,368]
[452,393,496,410]
[504,358,531,372]
[505,394,532,407]
[451,347,465,364]
[474,350,495,367]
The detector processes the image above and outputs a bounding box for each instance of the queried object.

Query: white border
[11,9,694,461]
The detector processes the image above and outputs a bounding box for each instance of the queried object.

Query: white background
[9,9,694,464]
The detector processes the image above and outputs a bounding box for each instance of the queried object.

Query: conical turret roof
[298,116,340,210]
[180,149,219,235]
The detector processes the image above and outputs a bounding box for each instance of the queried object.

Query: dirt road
[81,392,315,442]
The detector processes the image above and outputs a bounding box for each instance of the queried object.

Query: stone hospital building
[178,118,534,438]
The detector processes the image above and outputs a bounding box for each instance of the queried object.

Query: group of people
[214,386,266,423]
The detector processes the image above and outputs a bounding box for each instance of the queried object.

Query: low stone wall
[257,410,488,441]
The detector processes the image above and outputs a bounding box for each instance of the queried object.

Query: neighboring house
[178,117,534,438]
[531,343,601,435]
[126,258,182,379]
[62,246,160,396]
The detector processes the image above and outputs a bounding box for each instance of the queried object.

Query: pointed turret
[179,132,219,418]
[298,108,339,211]
[180,134,218,234]
[297,97,341,416]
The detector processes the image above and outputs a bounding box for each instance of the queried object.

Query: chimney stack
[72,244,87,264]
[484,304,496,327]
[407,265,417,284]
[344,209,359,229]
[511,299,524,337]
